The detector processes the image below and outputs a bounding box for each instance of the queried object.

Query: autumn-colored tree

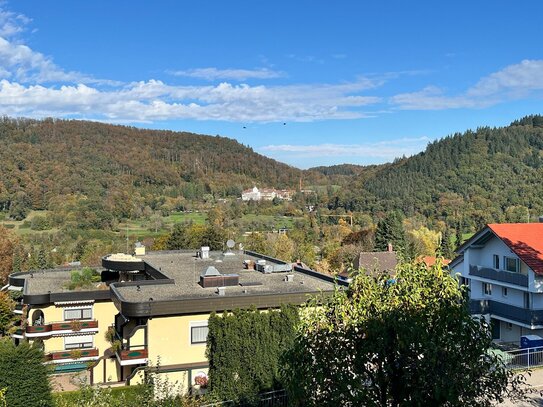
[0,226,20,283]
[407,226,441,258]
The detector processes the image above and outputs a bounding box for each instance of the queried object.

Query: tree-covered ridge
[0,118,318,219]
[330,119,543,230]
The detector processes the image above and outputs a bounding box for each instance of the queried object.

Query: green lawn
[240,214,303,230]
[164,211,207,225]
[1,210,58,236]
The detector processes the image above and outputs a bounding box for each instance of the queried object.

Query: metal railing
[469,265,528,287]
[469,300,543,326]
[503,347,543,369]
[201,389,288,407]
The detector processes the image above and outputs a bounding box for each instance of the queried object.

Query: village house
[450,222,543,345]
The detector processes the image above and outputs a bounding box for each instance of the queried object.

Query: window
[504,256,520,273]
[493,255,500,269]
[483,283,492,296]
[64,307,92,321]
[502,287,508,297]
[64,335,93,350]
[506,322,513,330]
[191,323,209,344]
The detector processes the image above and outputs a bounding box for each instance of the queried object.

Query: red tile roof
[418,256,451,268]
[488,223,543,275]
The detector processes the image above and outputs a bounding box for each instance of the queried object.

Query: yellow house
[7,248,339,393]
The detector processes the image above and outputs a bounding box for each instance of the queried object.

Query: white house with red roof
[450,223,543,345]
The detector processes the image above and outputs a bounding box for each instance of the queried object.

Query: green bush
[0,339,53,407]
[206,305,299,404]
[65,267,100,290]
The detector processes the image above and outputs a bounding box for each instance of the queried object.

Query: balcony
[13,303,24,315]
[45,348,99,364]
[25,320,99,337]
[469,299,543,326]
[13,328,24,339]
[116,348,148,366]
[469,265,528,287]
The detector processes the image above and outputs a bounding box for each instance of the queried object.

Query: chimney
[201,246,210,259]
[387,242,393,252]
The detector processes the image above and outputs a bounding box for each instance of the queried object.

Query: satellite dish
[226,239,235,249]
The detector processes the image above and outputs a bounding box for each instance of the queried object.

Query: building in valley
[241,187,293,201]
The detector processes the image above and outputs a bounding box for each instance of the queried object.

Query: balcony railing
[469,299,543,326]
[25,320,99,337]
[469,265,528,287]
[51,320,98,331]
[45,348,99,362]
[13,303,24,315]
[116,348,148,366]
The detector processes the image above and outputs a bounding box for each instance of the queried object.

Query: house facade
[450,223,543,344]
[6,247,338,393]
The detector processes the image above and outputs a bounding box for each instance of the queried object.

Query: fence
[201,389,288,407]
[503,347,543,370]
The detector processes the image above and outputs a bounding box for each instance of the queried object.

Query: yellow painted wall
[27,301,119,384]
[128,326,146,348]
[147,314,211,367]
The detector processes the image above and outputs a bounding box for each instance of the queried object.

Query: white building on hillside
[242,187,261,201]
[241,187,293,201]
[450,223,543,345]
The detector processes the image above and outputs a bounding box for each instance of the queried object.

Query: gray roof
[12,268,108,297]
[354,251,398,274]
[114,251,335,303]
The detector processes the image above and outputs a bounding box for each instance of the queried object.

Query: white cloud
[0,78,382,122]
[167,67,284,81]
[392,59,543,110]
[260,137,430,160]
[0,9,117,85]
[0,5,385,123]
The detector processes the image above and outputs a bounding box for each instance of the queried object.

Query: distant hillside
[310,164,367,176]
[0,118,317,219]
[330,115,543,229]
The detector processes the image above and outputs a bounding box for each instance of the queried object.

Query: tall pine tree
[440,227,454,259]
[374,211,406,252]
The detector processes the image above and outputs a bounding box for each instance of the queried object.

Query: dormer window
[504,257,520,273]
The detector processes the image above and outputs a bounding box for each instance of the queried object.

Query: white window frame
[63,307,93,321]
[64,334,94,350]
[483,283,492,296]
[189,321,209,345]
[493,254,500,270]
[504,256,520,273]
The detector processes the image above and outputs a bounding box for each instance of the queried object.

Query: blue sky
[2,1,543,168]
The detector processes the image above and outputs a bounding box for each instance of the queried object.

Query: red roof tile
[488,223,543,275]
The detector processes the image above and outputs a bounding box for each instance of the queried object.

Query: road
[499,369,543,406]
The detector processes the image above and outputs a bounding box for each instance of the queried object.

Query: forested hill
[0,118,313,219]
[331,115,543,229]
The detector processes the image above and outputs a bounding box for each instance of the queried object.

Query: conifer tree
[455,221,463,249]
[374,211,405,252]
[440,227,454,259]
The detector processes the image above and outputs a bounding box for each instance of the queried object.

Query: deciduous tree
[287,261,529,406]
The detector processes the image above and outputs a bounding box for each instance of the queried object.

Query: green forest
[1,115,542,277]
